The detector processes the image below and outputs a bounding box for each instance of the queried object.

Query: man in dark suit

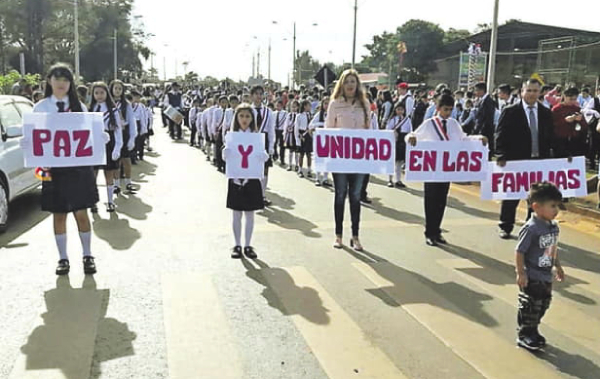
[474,82,497,155]
[495,78,555,238]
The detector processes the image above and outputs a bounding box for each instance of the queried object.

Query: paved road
[1,112,599,379]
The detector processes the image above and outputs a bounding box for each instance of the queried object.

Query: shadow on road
[367,197,425,225]
[0,190,49,249]
[131,160,157,184]
[533,345,600,379]
[258,192,321,238]
[92,212,141,250]
[242,258,330,325]
[437,243,596,306]
[114,194,153,221]
[341,247,498,327]
[19,276,136,379]
[559,242,600,275]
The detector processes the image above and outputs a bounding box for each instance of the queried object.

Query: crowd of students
[21,62,597,353]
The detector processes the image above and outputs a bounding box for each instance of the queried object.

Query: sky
[132,0,600,85]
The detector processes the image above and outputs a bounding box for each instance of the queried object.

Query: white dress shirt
[407,116,480,142]
[252,104,275,154]
[92,102,123,155]
[386,115,412,134]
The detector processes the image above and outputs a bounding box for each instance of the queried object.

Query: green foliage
[444,28,471,44]
[0,70,40,94]
[0,0,149,81]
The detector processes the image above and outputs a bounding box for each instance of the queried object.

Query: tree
[294,50,321,86]
[361,20,445,82]
[444,28,471,44]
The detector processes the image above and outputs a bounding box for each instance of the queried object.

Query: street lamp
[272,20,318,89]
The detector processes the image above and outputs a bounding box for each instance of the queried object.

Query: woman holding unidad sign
[222,104,270,259]
[325,69,371,252]
[26,64,101,276]
[406,94,488,247]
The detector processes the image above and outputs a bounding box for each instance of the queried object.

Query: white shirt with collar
[386,115,412,134]
[274,110,288,131]
[521,100,538,128]
[400,91,415,117]
[407,116,481,142]
[222,127,269,184]
[252,103,275,154]
[92,102,123,155]
[33,95,88,113]
[211,107,227,136]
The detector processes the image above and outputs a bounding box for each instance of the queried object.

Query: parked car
[0,95,39,232]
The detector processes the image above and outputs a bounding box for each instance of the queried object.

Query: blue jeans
[332,173,365,237]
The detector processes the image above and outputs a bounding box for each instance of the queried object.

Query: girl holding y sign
[223,104,269,259]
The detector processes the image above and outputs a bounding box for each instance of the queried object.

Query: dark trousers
[333,173,365,237]
[169,120,182,139]
[190,125,197,145]
[424,182,450,238]
[499,200,533,233]
[517,280,552,338]
[275,130,285,163]
[360,174,371,200]
[215,136,225,170]
[588,129,600,169]
[135,134,146,160]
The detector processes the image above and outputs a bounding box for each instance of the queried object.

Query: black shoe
[263,198,272,206]
[91,205,98,214]
[307,172,313,178]
[387,181,394,188]
[533,329,547,347]
[106,203,116,213]
[243,246,257,259]
[298,171,304,178]
[499,229,511,239]
[114,187,121,196]
[425,237,438,247]
[361,197,372,204]
[435,235,447,244]
[83,256,97,275]
[56,259,70,276]
[323,180,331,187]
[517,335,542,351]
[395,181,407,188]
[315,181,322,186]
[286,166,292,171]
[231,246,242,259]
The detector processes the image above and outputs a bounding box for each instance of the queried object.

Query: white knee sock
[107,185,114,204]
[55,234,68,260]
[78,231,92,257]
[288,151,293,165]
[114,178,120,188]
[261,176,268,197]
[244,211,255,247]
[395,163,402,182]
[232,211,242,246]
[294,153,299,167]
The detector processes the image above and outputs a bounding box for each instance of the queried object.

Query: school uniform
[295,111,313,154]
[91,102,123,171]
[132,102,147,161]
[386,115,413,162]
[117,100,137,159]
[212,107,227,171]
[189,106,200,145]
[399,91,415,118]
[196,110,205,148]
[252,103,276,201]
[223,129,266,211]
[284,112,299,151]
[273,110,288,163]
[166,90,184,139]
[222,108,235,140]
[407,116,482,241]
[310,111,329,184]
[33,96,98,213]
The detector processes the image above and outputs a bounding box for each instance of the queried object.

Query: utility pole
[486,0,499,94]
[268,38,271,81]
[257,47,261,78]
[293,22,296,88]
[113,28,118,80]
[252,54,255,78]
[74,0,80,82]
[351,0,357,68]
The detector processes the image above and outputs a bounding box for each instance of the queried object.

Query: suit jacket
[474,94,496,135]
[495,101,554,161]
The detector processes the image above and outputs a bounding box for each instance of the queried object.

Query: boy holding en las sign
[223,104,269,259]
[407,94,487,246]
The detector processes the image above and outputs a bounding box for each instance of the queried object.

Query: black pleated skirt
[41,167,99,213]
[226,179,264,211]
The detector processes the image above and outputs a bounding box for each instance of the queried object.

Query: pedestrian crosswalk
[8,254,599,379]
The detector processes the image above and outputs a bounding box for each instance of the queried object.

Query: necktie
[96,104,101,112]
[441,119,448,137]
[276,112,280,127]
[256,107,263,127]
[56,101,65,113]
[528,106,539,157]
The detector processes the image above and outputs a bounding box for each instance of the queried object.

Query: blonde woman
[325,69,370,251]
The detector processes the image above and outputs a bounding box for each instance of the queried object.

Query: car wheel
[0,180,8,233]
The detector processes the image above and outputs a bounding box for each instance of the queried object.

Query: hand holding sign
[225,132,266,179]
[22,113,107,168]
